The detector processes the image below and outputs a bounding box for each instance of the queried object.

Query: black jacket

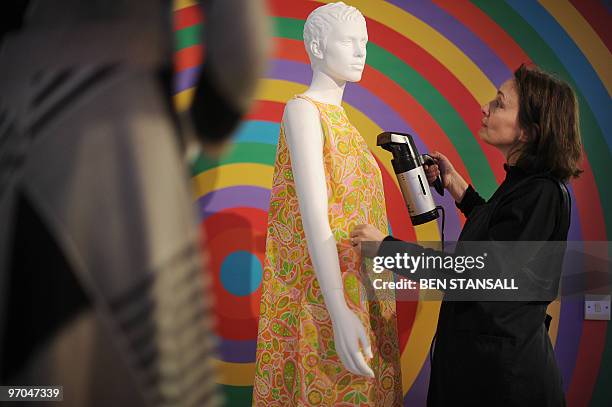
[383,165,569,407]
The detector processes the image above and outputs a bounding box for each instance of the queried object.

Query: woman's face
[318,19,368,82]
[478,79,525,160]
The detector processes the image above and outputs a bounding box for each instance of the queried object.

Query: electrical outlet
[585,295,611,320]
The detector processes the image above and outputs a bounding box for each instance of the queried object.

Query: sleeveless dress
[253,95,403,406]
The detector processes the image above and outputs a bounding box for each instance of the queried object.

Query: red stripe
[174,45,203,72]
[432,0,531,69]
[567,322,608,405]
[571,156,607,240]
[246,101,285,123]
[273,37,308,61]
[268,0,318,16]
[174,4,203,31]
[205,206,269,232]
[216,315,259,340]
[570,0,612,53]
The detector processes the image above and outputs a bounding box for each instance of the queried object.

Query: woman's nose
[481,102,490,116]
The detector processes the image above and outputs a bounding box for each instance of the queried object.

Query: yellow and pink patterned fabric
[253,95,402,406]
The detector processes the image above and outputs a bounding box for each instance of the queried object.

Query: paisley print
[253,95,402,406]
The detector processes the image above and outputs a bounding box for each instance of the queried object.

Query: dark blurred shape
[0,0,270,406]
[190,0,270,150]
[0,1,30,43]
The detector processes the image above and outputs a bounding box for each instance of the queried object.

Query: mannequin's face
[313,19,368,82]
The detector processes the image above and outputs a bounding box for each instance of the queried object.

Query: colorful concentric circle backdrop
[173,1,612,405]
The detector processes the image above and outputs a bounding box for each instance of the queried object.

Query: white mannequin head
[303,2,368,82]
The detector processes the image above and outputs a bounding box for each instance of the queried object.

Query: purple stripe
[556,297,583,392]
[198,186,270,221]
[403,353,431,405]
[554,185,582,392]
[174,66,201,93]
[217,337,257,363]
[386,0,511,87]
[269,58,463,237]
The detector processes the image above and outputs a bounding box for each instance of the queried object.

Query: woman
[351,64,582,406]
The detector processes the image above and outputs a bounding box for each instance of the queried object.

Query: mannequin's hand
[330,305,375,378]
[350,224,386,257]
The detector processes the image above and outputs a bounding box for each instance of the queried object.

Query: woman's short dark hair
[512,64,583,181]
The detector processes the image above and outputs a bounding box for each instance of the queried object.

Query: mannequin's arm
[283,99,374,378]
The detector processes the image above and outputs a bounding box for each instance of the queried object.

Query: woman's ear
[518,127,529,143]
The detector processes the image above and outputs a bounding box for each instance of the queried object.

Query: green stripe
[472,2,612,405]
[274,17,305,40]
[191,143,276,176]
[220,384,253,406]
[274,17,498,197]
[176,24,202,51]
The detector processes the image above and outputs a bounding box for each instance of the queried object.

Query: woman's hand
[350,224,386,257]
[423,151,469,203]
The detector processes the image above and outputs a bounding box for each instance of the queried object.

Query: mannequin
[283,6,372,377]
[254,3,402,406]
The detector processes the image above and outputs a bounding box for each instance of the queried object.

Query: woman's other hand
[423,151,469,203]
[350,224,386,257]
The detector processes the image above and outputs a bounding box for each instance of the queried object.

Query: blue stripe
[235,121,280,144]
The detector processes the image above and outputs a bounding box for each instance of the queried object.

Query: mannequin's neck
[303,69,346,107]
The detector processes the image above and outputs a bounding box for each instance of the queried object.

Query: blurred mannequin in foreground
[0,1,269,406]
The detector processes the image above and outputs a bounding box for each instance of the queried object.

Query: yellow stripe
[320,0,496,104]
[174,0,197,11]
[256,78,441,240]
[399,299,441,393]
[192,163,273,199]
[215,359,256,386]
[174,88,195,113]
[540,0,612,96]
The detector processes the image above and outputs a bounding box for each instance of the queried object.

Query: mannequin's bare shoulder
[282,97,322,138]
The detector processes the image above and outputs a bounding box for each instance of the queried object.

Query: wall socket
[585,295,611,320]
